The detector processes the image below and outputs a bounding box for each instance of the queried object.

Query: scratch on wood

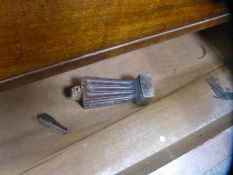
[197,45,207,59]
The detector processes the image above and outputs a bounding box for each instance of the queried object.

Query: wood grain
[0,0,228,90]
[150,126,233,175]
[22,66,233,175]
[0,34,224,175]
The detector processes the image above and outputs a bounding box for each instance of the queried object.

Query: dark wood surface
[0,0,228,90]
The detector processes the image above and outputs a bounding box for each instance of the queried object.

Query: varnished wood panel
[0,0,228,90]
[0,34,225,175]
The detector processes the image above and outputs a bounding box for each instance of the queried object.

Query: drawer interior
[0,24,232,174]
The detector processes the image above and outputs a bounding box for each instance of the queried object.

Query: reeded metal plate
[71,74,155,109]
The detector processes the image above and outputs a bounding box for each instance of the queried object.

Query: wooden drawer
[0,0,229,91]
[0,23,232,174]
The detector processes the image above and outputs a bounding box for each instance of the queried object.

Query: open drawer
[0,24,232,175]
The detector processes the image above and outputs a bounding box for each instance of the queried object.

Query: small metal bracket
[71,86,83,101]
[37,113,68,134]
[207,77,233,100]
